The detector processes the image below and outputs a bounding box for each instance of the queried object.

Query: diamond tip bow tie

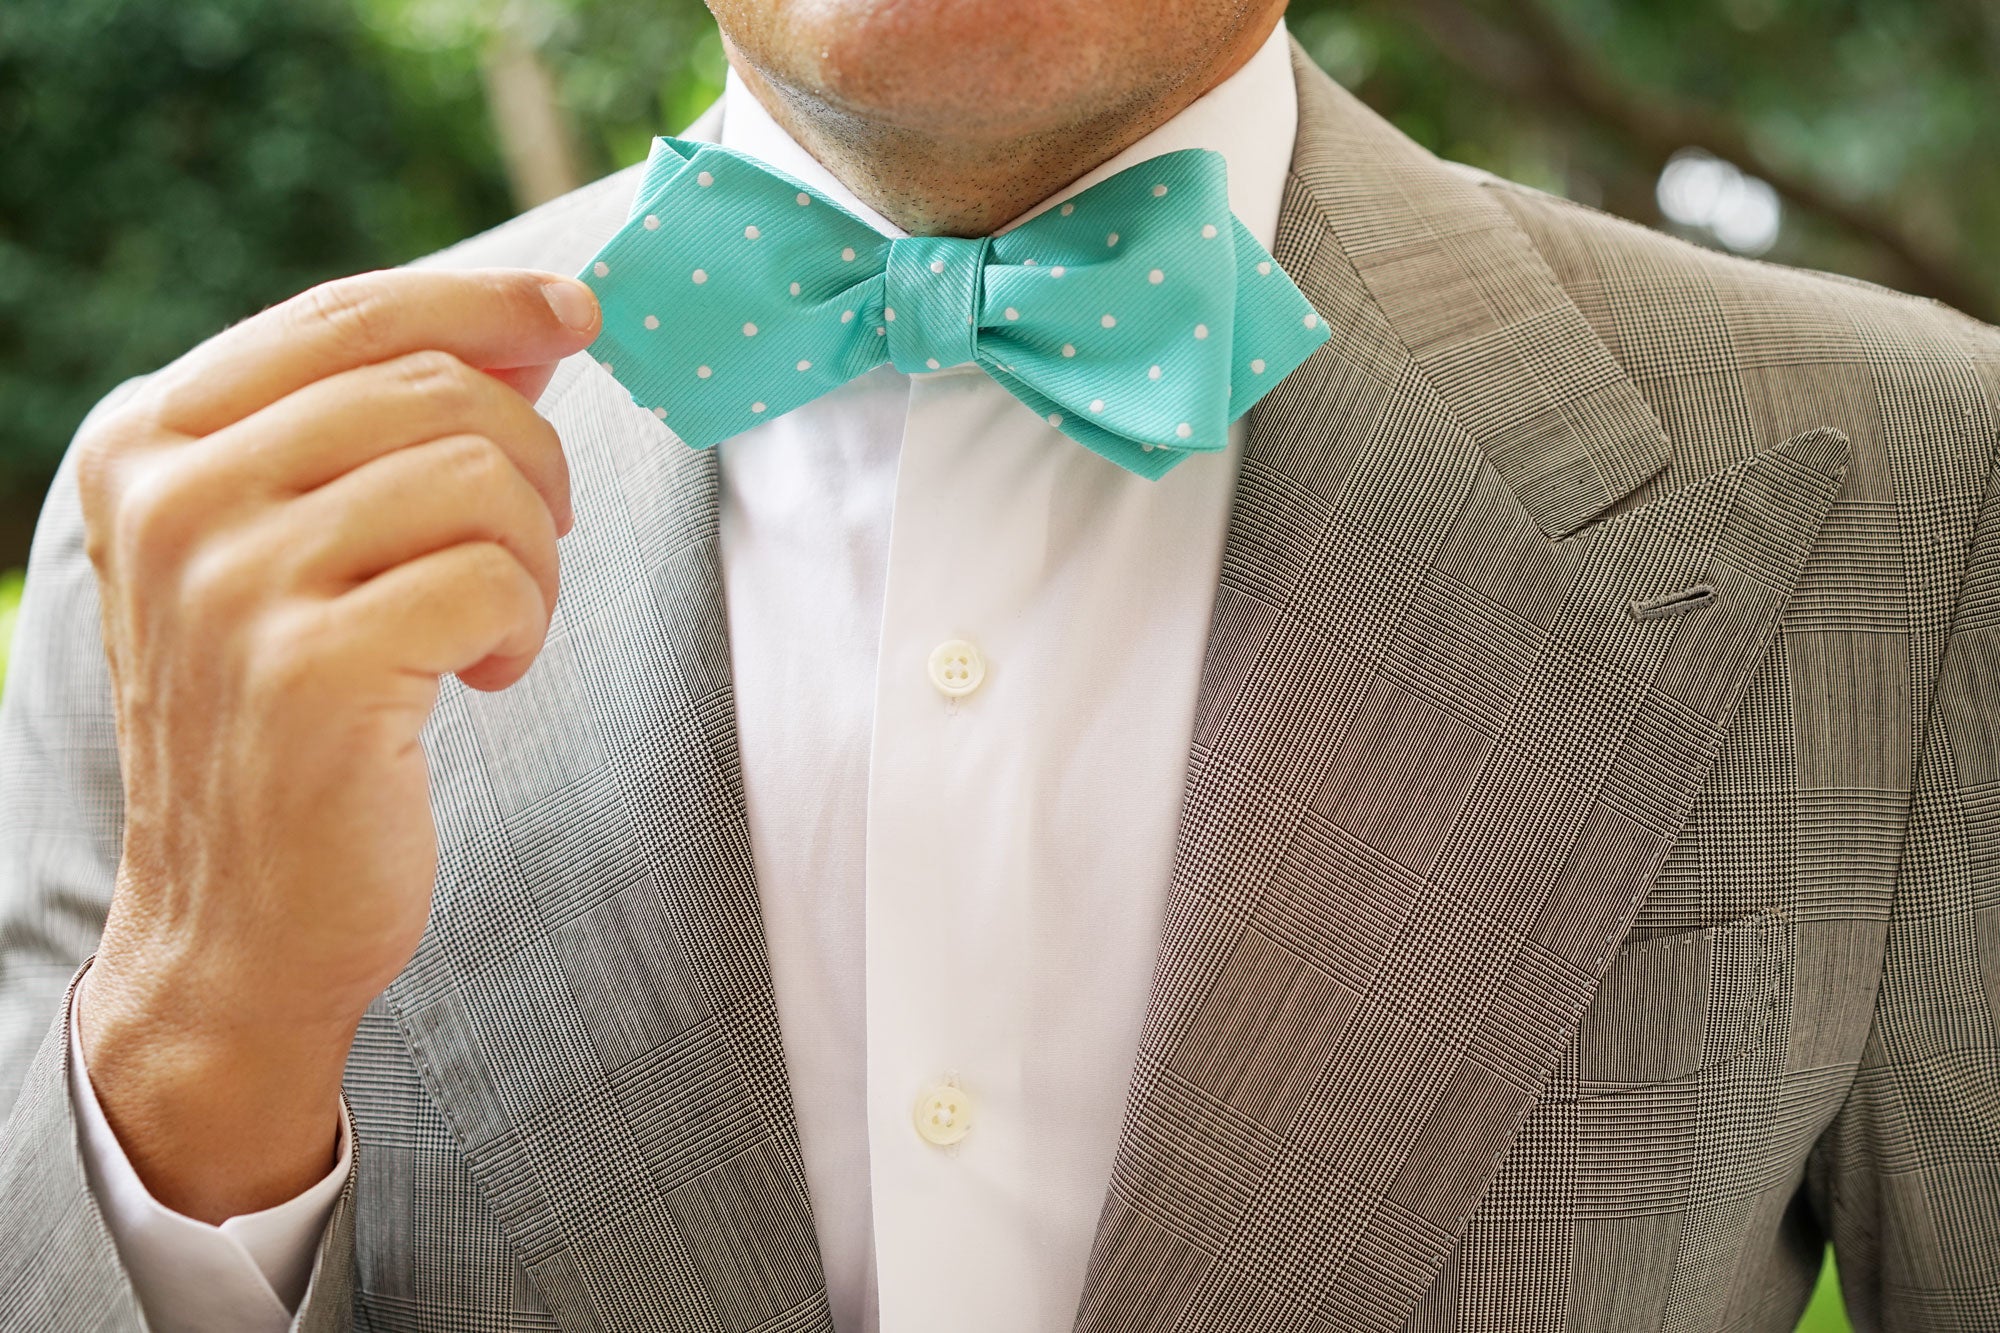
[576,137,1329,478]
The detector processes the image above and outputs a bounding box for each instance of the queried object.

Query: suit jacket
[3,40,1998,1333]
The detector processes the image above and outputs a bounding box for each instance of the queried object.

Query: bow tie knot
[885,235,988,373]
[578,137,1328,477]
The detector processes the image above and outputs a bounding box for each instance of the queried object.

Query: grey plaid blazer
[4,40,1998,1333]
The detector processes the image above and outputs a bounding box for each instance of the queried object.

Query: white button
[913,1082,974,1146]
[927,639,986,698]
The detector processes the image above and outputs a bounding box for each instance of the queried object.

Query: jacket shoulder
[404,99,724,278]
[404,159,649,279]
[1458,163,2000,507]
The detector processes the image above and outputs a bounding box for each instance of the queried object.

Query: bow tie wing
[578,138,895,447]
[976,150,1238,475]
[1220,213,1326,423]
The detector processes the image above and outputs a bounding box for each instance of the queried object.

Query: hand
[70,267,601,1222]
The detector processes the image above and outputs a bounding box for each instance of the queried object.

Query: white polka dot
[697,365,712,378]
[876,326,886,336]
[1201,224,1218,239]
[691,268,707,284]
[1062,343,1076,357]
[1194,323,1209,339]
[926,357,941,370]
[1257,261,1273,275]
[1304,312,1319,328]
[796,192,811,206]
[789,281,801,296]
[752,401,766,413]
[1152,183,1168,197]
[1024,258,1038,266]
[1048,412,1064,426]
[1106,232,1120,247]
[593,261,609,277]
[643,314,659,329]
[653,406,668,418]
[1101,314,1117,328]
[1149,269,1164,284]
[1051,265,1067,278]
[840,309,855,323]
[743,322,758,336]
[1090,399,1105,413]
[884,307,897,322]
[744,225,761,239]
[929,259,945,274]
[1251,358,1267,374]
[841,246,857,262]
[1148,364,1162,380]
[600,359,613,372]
[797,359,812,371]
[1060,202,1075,216]
[1005,307,1019,321]
[644,214,660,230]
[1176,422,1193,439]
[1142,443,1155,452]
[697,170,713,187]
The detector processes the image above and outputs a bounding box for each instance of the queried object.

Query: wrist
[77,959,353,1223]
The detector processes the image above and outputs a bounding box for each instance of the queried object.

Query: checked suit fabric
[2,38,1997,1333]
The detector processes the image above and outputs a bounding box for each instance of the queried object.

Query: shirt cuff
[66,965,352,1333]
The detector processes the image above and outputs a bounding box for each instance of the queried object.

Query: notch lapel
[381,99,834,1333]
[1071,46,1850,1333]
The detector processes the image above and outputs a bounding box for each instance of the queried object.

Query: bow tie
[576,137,1329,478]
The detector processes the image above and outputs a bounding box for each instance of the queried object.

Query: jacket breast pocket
[1478,909,1795,1288]
[1558,909,1785,1101]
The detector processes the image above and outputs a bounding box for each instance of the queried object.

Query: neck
[722,12,1285,238]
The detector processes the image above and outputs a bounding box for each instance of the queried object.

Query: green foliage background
[3,2,1990,1321]
[2,0,1995,569]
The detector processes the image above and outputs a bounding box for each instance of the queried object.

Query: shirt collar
[717,18,1298,255]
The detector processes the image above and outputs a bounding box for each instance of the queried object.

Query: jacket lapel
[1071,45,1850,1333]
[382,103,835,1333]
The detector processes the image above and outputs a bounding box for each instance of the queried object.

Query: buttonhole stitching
[1628,582,1715,621]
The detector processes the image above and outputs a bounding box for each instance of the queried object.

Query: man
[0,0,1995,1328]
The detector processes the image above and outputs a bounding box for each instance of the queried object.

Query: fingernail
[542,279,599,334]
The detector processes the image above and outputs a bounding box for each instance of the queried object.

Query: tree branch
[1366,0,1995,322]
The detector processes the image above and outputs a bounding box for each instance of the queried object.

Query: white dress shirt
[67,21,1299,1332]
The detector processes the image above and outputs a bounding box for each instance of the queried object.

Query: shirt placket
[863,367,1049,1330]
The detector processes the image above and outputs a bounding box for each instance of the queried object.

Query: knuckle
[74,400,165,514]
[249,605,333,701]
[437,433,514,495]
[466,539,523,588]
[73,431,126,550]
[393,348,478,412]
[179,542,263,621]
[466,541,542,620]
[296,273,395,356]
[114,461,203,567]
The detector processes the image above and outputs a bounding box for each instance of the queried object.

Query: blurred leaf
[0,567,22,701]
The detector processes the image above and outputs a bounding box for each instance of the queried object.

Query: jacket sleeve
[1807,430,2000,1330]
[0,384,358,1332]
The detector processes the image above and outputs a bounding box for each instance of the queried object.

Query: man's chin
[715,0,1150,141]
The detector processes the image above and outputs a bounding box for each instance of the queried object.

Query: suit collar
[1275,44,1676,540]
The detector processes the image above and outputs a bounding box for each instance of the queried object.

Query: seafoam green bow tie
[576,137,1329,478]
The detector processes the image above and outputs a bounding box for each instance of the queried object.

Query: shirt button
[913,1082,974,1146]
[926,639,986,698]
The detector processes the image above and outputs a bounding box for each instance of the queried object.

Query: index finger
[142,267,602,438]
